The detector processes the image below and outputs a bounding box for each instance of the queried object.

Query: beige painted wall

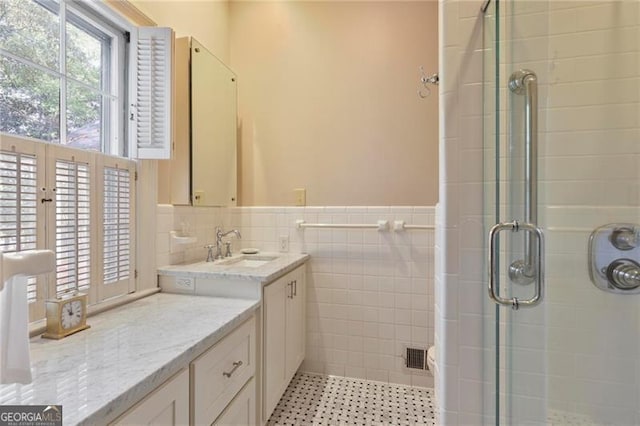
[130,0,230,63]
[124,0,439,206]
[229,1,439,206]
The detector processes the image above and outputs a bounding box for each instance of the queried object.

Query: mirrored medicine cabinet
[158,37,237,207]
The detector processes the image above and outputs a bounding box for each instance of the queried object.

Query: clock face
[61,300,83,330]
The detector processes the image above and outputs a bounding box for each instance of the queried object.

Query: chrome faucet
[215,226,241,259]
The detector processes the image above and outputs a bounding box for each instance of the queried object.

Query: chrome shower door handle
[508,69,539,285]
[489,221,545,310]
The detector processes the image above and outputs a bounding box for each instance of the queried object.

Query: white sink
[228,259,270,268]
[158,252,309,300]
[218,255,279,268]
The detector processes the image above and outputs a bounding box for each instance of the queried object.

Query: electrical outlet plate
[176,276,195,290]
[279,235,289,252]
[294,188,306,206]
[193,191,204,206]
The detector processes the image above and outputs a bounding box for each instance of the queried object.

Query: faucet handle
[204,244,215,262]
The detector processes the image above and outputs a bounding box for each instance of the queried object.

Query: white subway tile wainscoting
[157,205,435,387]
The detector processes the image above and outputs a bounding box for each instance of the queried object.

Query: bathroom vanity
[114,314,257,425]
[0,294,259,425]
[158,252,309,424]
[0,254,308,425]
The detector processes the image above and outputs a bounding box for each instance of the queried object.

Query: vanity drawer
[214,377,256,426]
[191,316,256,425]
[111,369,189,425]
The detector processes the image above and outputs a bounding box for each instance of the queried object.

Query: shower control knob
[606,259,640,290]
[610,227,637,250]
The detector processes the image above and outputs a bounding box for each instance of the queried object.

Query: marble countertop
[157,252,310,284]
[0,293,260,425]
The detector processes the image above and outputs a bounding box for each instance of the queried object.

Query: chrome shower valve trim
[588,223,640,294]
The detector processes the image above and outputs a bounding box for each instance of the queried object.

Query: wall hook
[417,66,439,99]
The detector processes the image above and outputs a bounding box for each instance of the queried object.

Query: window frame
[1,0,174,160]
[1,134,137,323]
[0,1,172,324]
[96,152,136,299]
[64,1,128,156]
[45,143,97,302]
[0,0,129,155]
[0,137,48,321]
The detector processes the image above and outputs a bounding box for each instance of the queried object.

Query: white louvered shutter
[54,158,92,296]
[129,27,173,159]
[0,149,42,305]
[99,156,135,299]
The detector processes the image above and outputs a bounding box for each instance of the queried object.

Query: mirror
[159,37,237,206]
[191,38,237,206]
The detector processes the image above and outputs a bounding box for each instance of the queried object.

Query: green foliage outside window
[0,0,108,150]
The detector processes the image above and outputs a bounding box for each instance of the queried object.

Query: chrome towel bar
[393,220,435,231]
[296,220,389,231]
[295,220,435,232]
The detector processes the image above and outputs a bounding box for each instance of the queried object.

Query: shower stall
[481,0,640,424]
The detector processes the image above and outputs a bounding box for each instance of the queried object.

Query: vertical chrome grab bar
[489,221,544,310]
[508,69,539,285]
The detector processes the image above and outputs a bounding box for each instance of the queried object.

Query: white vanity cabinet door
[263,273,288,419]
[213,377,256,426]
[191,316,256,425]
[263,264,306,421]
[285,266,305,383]
[112,369,189,426]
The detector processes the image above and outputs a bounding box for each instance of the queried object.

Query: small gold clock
[42,292,90,340]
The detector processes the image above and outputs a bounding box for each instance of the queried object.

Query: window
[103,166,131,285]
[0,139,47,320]
[0,136,136,323]
[0,146,42,317]
[0,0,126,155]
[0,152,38,254]
[1,0,173,159]
[98,155,135,299]
[53,157,92,295]
[0,1,172,323]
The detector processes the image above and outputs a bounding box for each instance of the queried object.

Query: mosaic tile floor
[267,373,625,425]
[267,372,436,425]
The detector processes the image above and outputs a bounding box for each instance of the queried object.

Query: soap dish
[169,231,197,253]
[241,248,259,255]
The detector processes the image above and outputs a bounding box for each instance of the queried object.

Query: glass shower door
[484,1,640,424]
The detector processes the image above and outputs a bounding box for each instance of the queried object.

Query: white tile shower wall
[156,205,436,388]
[544,207,640,424]
[539,2,640,423]
[440,0,640,424]
[438,0,486,424]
